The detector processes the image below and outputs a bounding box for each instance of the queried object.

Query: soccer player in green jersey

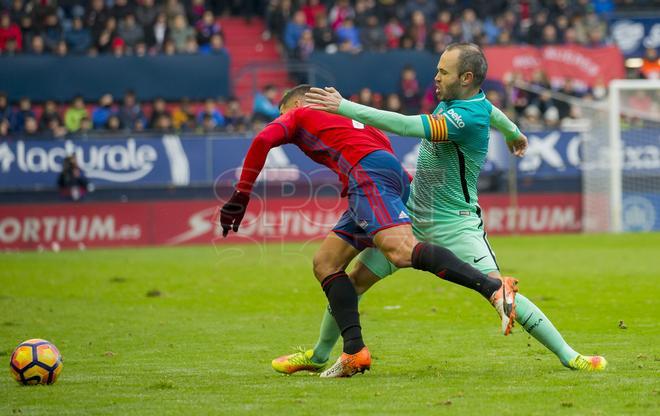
[272,43,606,375]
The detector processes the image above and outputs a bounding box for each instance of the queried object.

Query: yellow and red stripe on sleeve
[423,114,448,142]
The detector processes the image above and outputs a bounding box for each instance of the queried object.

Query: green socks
[312,295,362,364]
[515,293,579,366]
[312,293,580,367]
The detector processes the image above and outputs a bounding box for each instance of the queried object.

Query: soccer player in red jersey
[221,85,517,377]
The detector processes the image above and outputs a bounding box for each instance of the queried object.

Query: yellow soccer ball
[10,339,63,385]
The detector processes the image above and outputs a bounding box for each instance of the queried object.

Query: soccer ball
[9,339,63,385]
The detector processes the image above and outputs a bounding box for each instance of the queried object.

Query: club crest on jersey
[359,220,369,228]
[446,108,465,128]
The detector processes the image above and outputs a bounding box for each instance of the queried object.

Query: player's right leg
[272,259,383,374]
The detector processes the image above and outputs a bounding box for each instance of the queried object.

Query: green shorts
[358,210,499,279]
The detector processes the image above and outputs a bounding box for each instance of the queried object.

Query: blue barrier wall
[309,51,439,95]
[0,54,231,102]
[2,129,659,191]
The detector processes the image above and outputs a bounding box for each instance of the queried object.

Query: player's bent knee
[382,248,412,269]
[312,255,341,281]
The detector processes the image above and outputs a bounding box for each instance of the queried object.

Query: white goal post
[589,79,660,233]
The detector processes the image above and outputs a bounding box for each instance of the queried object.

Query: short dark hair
[279,84,312,111]
[446,42,488,86]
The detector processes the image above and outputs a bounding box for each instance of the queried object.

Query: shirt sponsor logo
[445,108,465,128]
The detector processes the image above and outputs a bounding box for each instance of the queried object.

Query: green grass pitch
[1,233,659,415]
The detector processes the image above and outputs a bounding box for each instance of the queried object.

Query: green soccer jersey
[411,90,492,221]
[337,90,520,223]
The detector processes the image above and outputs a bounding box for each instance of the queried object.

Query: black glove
[220,190,250,237]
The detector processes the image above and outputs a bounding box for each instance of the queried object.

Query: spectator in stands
[0,11,22,53]
[96,17,117,54]
[18,14,35,50]
[195,10,222,47]
[55,40,68,57]
[153,113,174,132]
[354,0,376,28]
[0,118,9,137]
[384,16,404,49]
[641,48,660,80]
[224,97,248,133]
[183,35,199,54]
[22,115,39,137]
[118,90,146,130]
[42,12,62,53]
[164,0,186,25]
[1,37,17,55]
[264,0,293,42]
[303,0,326,27]
[113,0,136,21]
[196,98,225,129]
[407,10,428,50]
[78,117,93,135]
[147,12,169,52]
[404,0,438,23]
[64,95,89,133]
[520,105,545,132]
[106,114,122,131]
[295,28,315,61]
[252,85,280,121]
[86,0,111,42]
[399,65,421,114]
[134,41,148,57]
[118,13,145,51]
[336,18,361,53]
[9,97,35,133]
[284,10,309,52]
[92,94,116,129]
[560,105,591,132]
[29,34,45,55]
[170,13,195,53]
[58,155,88,201]
[329,0,355,31]
[149,97,171,129]
[527,10,549,46]
[171,97,196,131]
[361,14,386,52]
[163,38,177,55]
[460,8,482,43]
[65,16,92,55]
[39,100,62,131]
[188,0,207,24]
[312,14,337,53]
[0,92,10,122]
[356,87,378,107]
[199,33,227,55]
[384,93,403,113]
[136,0,159,30]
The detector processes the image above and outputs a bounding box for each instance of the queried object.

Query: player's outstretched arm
[490,106,527,157]
[220,123,288,237]
[306,87,428,138]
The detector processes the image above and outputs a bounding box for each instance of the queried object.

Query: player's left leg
[442,216,606,370]
[271,260,382,374]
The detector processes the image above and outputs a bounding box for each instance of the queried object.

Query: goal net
[582,80,660,233]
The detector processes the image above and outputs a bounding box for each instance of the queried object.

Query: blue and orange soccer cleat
[271,348,327,374]
[567,355,608,371]
[489,276,519,335]
[319,346,371,378]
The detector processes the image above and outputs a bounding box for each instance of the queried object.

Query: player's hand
[220,190,250,237]
[305,87,343,113]
[507,133,528,157]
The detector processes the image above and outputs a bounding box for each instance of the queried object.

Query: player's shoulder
[445,92,491,126]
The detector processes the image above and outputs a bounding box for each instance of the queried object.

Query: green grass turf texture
[1,233,658,415]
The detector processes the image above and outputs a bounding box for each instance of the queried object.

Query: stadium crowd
[0,0,658,138]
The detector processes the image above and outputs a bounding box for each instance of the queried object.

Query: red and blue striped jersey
[236,106,395,196]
